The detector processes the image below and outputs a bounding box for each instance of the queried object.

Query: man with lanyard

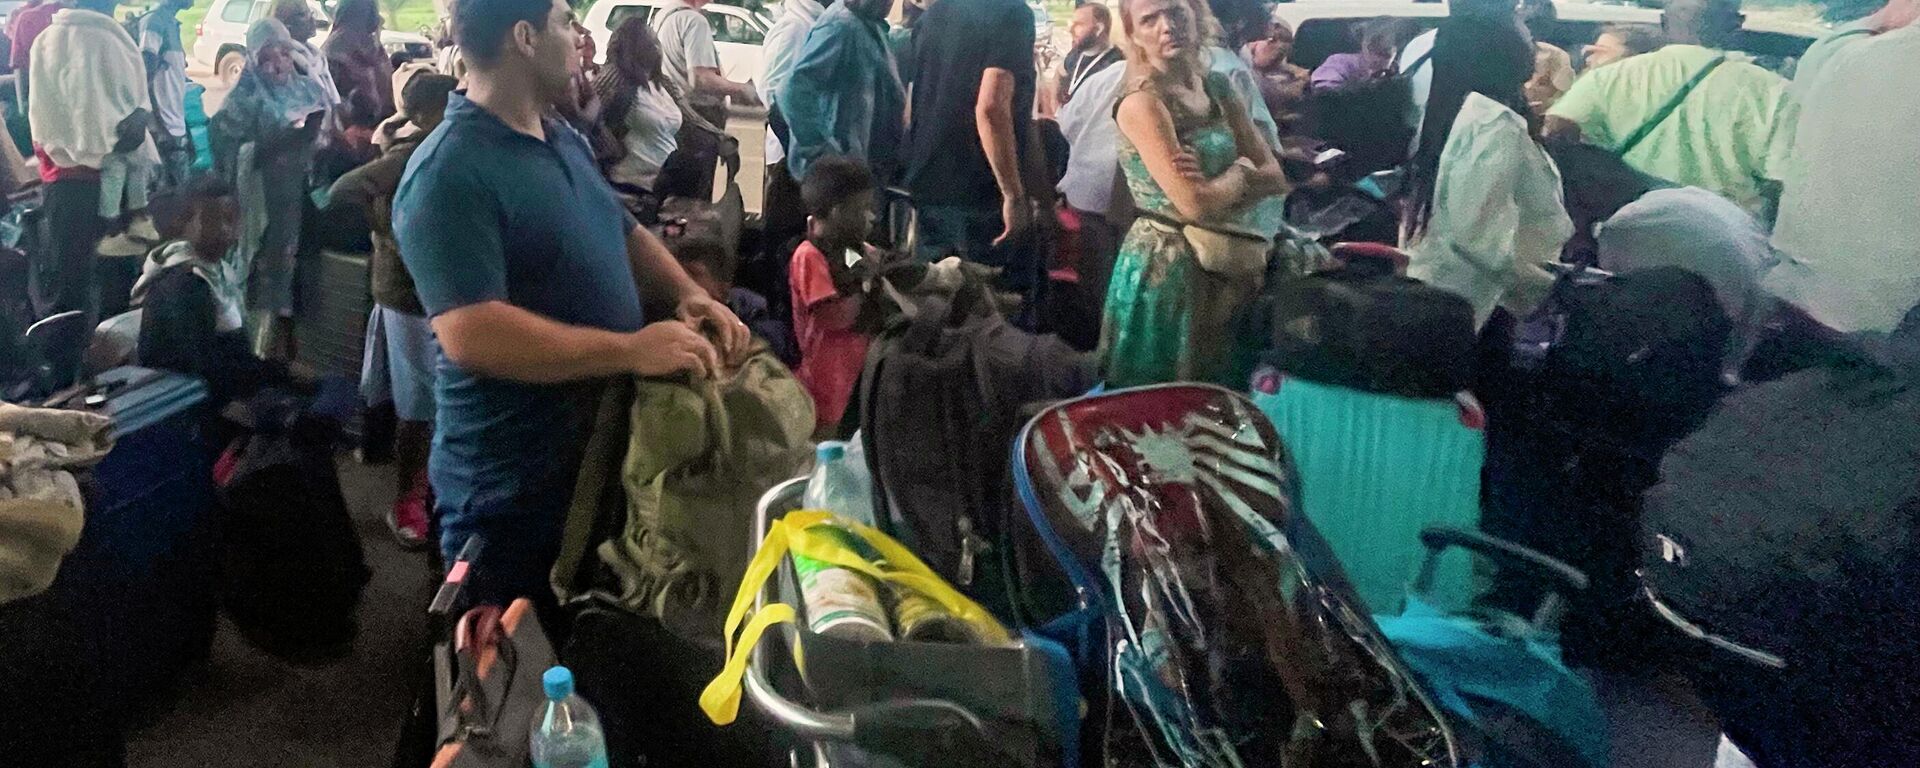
[651,0,760,198]
[1544,0,1787,219]
[395,0,750,604]
[1057,3,1121,107]
[139,0,193,189]
[780,0,904,184]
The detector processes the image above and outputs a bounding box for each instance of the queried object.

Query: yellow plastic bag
[698,510,1012,725]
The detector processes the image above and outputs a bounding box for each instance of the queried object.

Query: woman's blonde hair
[1112,0,1221,66]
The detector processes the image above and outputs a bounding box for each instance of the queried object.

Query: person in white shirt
[757,0,825,282]
[1055,62,1129,314]
[1403,16,1571,332]
[1396,0,1518,153]
[1761,0,1920,334]
[594,18,693,193]
[650,0,759,196]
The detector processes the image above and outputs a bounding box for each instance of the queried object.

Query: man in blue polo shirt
[395,0,749,603]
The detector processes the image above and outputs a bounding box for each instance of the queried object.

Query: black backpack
[1264,256,1478,399]
[1642,324,1920,667]
[1542,267,1731,452]
[1640,318,1920,764]
[856,287,1097,613]
[1482,267,1732,667]
[216,390,370,660]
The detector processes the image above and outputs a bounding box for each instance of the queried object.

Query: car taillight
[195,21,203,38]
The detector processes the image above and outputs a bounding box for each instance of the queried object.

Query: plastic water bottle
[804,439,875,526]
[530,666,609,768]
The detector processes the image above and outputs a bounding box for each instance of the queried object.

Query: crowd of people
[6,0,1920,746]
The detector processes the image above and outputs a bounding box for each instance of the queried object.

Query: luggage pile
[685,379,1613,768]
[452,245,1639,768]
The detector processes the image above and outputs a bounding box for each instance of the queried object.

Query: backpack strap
[1615,56,1726,157]
[1398,49,1434,79]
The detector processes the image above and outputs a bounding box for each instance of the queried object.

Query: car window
[708,11,763,45]
[1291,17,1440,71]
[606,4,654,32]
[221,0,253,23]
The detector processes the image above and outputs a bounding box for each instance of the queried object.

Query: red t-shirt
[9,2,61,75]
[789,240,871,431]
[35,145,99,183]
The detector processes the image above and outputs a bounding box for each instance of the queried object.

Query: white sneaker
[96,232,149,258]
[126,215,161,243]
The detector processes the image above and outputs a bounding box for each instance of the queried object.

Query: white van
[1270,1,1824,74]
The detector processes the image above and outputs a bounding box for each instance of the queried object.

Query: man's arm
[676,14,760,105]
[977,67,1028,245]
[1542,69,1607,144]
[695,67,760,104]
[433,302,716,382]
[398,165,721,380]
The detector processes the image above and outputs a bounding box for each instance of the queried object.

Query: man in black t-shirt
[904,0,1047,307]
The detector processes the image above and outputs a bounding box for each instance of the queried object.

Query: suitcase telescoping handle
[1415,526,1588,631]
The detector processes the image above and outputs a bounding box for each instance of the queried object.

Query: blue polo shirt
[394,94,643,555]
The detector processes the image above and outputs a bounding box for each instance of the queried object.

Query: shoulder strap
[1399,49,1434,79]
[1615,56,1726,157]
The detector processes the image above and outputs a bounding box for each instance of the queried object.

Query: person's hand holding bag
[677,293,753,365]
[627,319,724,380]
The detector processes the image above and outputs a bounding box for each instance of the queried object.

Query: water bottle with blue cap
[530,666,609,768]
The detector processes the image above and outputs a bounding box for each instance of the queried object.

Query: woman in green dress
[1101,0,1289,388]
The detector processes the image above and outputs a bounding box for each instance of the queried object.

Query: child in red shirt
[789,156,877,433]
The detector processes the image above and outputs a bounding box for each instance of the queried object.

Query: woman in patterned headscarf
[212,18,331,359]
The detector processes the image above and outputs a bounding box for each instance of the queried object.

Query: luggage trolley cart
[743,478,1080,768]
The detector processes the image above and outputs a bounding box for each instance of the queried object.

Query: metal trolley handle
[745,478,858,741]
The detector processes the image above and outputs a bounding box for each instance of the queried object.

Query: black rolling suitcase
[1264,248,1478,399]
[0,366,216,765]
[61,367,219,697]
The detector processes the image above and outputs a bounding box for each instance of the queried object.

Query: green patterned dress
[1099,72,1283,388]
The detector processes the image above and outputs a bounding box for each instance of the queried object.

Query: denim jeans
[32,177,107,319]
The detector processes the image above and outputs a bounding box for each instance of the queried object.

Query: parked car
[1272,0,1824,74]
[580,0,774,84]
[191,0,432,88]
[1030,0,1059,69]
